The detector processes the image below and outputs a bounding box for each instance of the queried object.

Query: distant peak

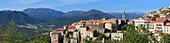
[87,9,102,12]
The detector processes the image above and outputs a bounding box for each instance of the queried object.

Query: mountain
[0,11,49,25]
[0,10,12,12]
[0,11,51,37]
[63,10,85,17]
[0,9,115,36]
[109,11,146,19]
[46,9,115,28]
[23,8,65,18]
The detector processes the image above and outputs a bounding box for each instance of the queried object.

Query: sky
[0,0,170,13]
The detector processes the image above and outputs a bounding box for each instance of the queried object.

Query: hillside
[23,8,65,18]
[46,9,115,28]
[0,9,115,36]
[0,11,49,25]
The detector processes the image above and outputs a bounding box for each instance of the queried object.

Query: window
[167,30,168,32]
[54,37,56,39]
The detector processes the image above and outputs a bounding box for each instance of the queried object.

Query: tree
[0,20,30,43]
[122,24,149,43]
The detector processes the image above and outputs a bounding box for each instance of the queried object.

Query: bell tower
[122,11,125,20]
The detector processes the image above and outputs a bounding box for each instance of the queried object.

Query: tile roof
[155,19,166,22]
[153,31,167,36]
[56,28,64,31]
[87,30,95,32]
[68,26,76,29]
[128,19,133,22]
[51,31,60,34]
[150,21,155,23]
[52,40,59,42]
[164,25,170,26]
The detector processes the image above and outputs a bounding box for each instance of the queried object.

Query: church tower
[122,11,125,20]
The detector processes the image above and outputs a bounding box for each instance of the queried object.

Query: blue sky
[0,0,170,13]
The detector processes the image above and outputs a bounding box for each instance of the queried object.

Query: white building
[111,33,123,40]
[133,18,151,28]
[163,22,170,34]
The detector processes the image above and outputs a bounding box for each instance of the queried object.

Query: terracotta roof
[56,28,64,31]
[153,31,167,36]
[87,30,95,32]
[81,20,86,23]
[68,26,76,29]
[155,19,166,22]
[51,31,60,34]
[128,19,133,22]
[111,18,118,20]
[52,40,59,42]
[165,18,170,19]
[164,25,170,26]
[150,21,155,23]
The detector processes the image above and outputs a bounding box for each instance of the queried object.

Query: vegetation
[23,8,65,18]
[0,20,51,43]
[122,24,150,43]
[0,20,30,42]
[151,15,160,21]
[161,10,170,14]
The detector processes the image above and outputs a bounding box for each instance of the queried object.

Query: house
[153,31,167,41]
[154,19,166,31]
[127,19,133,25]
[68,26,76,32]
[161,7,170,11]
[88,24,104,33]
[105,22,117,32]
[133,18,151,28]
[73,30,80,43]
[149,21,155,32]
[111,33,123,40]
[156,10,162,14]
[50,31,61,43]
[56,28,64,35]
[79,26,87,39]
[73,30,80,38]
[86,30,97,38]
[163,22,170,34]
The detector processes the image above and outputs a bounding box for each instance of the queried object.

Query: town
[50,6,170,43]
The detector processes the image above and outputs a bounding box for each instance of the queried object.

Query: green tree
[0,20,30,43]
[122,24,149,43]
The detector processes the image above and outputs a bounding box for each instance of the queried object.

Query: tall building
[122,11,125,20]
